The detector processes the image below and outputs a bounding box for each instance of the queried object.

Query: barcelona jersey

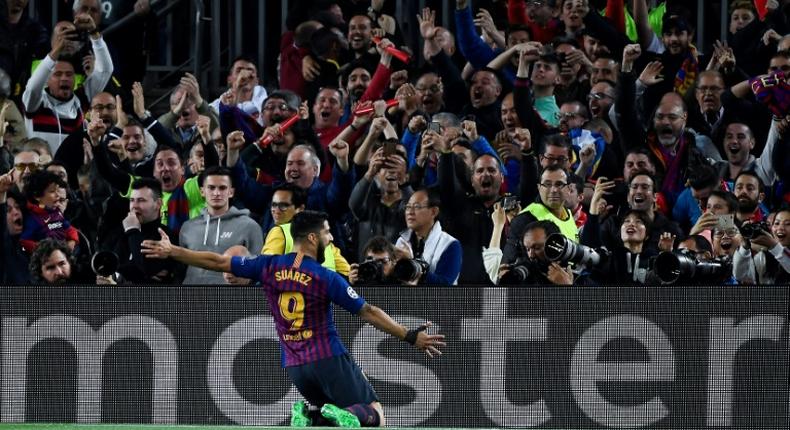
[231,252,366,367]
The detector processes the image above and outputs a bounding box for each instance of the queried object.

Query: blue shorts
[286,353,379,407]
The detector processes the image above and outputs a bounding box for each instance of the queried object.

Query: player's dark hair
[291,210,329,241]
[274,182,308,208]
[131,177,163,200]
[24,170,67,204]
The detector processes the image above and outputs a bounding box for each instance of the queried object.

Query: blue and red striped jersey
[231,252,366,367]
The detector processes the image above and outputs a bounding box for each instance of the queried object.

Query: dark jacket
[348,176,412,261]
[115,219,182,283]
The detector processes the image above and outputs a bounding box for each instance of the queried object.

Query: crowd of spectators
[2,0,790,286]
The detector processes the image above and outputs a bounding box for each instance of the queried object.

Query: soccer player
[142,210,445,427]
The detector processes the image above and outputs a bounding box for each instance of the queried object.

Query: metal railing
[27,0,726,96]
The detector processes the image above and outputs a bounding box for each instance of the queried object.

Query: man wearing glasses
[503,165,578,264]
[10,149,40,193]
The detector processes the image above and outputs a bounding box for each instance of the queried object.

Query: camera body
[739,221,771,240]
[498,258,536,285]
[393,258,430,283]
[356,259,384,284]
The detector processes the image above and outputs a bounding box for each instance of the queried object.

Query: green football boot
[290,400,312,427]
[320,403,361,428]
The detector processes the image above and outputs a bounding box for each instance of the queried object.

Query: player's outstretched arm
[357,304,446,357]
[142,228,232,272]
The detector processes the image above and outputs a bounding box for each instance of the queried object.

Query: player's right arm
[142,228,231,272]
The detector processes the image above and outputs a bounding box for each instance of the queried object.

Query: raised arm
[632,0,654,51]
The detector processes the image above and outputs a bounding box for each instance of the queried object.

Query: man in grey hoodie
[179,166,263,284]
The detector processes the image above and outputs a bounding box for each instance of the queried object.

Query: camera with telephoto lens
[653,250,732,284]
[356,259,384,284]
[739,221,771,240]
[91,251,119,277]
[544,233,607,268]
[393,258,430,282]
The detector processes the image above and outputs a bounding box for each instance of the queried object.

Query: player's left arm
[357,304,446,358]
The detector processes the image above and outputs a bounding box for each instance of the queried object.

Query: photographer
[733,209,790,284]
[393,188,461,285]
[349,236,398,285]
[497,220,573,285]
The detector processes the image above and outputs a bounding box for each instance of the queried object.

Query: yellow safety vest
[521,202,579,242]
[280,223,337,271]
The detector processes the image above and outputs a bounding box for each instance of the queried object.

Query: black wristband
[403,324,428,345]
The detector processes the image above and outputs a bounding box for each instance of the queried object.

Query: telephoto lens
[393,259,430,282]
[544,234,606,268]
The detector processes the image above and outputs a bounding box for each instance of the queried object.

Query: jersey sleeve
[230,255,271,280]
[326,272,366,314]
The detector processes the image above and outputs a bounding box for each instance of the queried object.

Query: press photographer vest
[279,223,337,271]
[520,203,579,242]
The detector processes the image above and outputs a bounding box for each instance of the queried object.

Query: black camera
[498,259,532,285]
[739,221,771,240]
[544,234,607,268]
[653,250,732,284]
[393,258,430,283]
[356,259,384,284]
[500,195,519,212]
[91,251,119,277]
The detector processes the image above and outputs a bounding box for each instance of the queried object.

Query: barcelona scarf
[673,45,699,97]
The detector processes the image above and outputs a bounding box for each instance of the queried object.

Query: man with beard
[617,84,718,205]
[733,171,767,224]
[580,172,683,255]
[435,148,504,284]
[556,101,588,133]
[414,71,446,115]
[590,54,619,85]
[115,177,181,283]
[22,13,112,154]
[634,5,705,101]
[9,149,39,193]
[28,238,76,284]
[1,173,30,283]
[142,210,445,428]
[347,14,378,65]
